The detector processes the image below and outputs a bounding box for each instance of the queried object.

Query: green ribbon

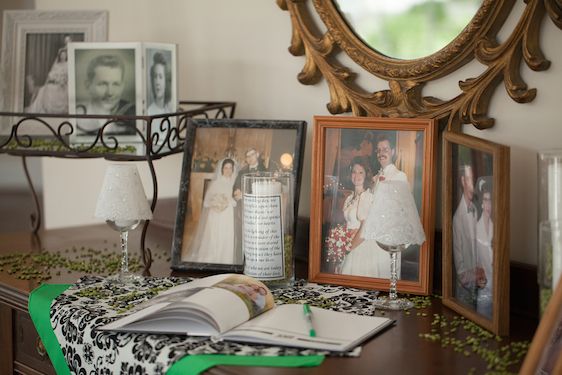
[28,283,72,375]
[167,355,324,375]
[28,283,325,375]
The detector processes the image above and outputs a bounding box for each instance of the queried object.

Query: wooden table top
[0,224,537,374]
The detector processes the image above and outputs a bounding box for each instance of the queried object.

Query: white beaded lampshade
[95,164,153,223]
[364,180,426,310]
[363,180,425,247]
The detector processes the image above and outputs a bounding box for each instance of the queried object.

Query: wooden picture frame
[520,277,562,374]
[171,118,306,272]
[442,131,510,335]
[0,10,108,132]
[309,116,436,295]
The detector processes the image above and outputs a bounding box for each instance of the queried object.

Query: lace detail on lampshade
[362,180,425,247]
[95,164,153,221]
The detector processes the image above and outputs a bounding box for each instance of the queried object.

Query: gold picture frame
[442,131,510,335]
[309,116,436,295]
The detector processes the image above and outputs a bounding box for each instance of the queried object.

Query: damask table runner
[34,276,379,374]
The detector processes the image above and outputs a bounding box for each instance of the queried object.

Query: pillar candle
[252,180,282,195]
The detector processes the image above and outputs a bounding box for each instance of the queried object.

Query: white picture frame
[0,10,108,129]
[67,42,144,148]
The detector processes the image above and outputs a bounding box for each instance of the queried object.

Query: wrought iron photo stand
[0,101,236,272]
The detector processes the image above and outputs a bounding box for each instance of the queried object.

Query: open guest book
[99,274,394,352]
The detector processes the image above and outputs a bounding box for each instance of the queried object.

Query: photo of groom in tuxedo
[452,164,487,309]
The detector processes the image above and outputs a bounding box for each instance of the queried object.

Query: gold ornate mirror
[333,0,482,60]
[278,0,562,130]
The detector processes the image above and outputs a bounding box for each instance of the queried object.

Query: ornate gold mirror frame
[278,0,562,130]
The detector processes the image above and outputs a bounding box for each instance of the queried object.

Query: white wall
[32,0,562,265]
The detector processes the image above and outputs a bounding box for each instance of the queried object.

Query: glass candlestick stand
[95,164,152,282]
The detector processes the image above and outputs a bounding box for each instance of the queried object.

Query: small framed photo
[442,131,510,335]
[67,42,143,146]
[171,118,307,272]
[144,43,178,150]
[0,10,107,133]
[520,277,562,374]
[145,43,177,116]
[309,116,437,295]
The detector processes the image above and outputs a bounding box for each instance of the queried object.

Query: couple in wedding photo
[183,148,267,265]
[334,134,409,279]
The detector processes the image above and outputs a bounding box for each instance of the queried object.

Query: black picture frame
[171,118,306,272]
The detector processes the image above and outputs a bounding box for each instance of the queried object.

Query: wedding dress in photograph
[184,158,238,264]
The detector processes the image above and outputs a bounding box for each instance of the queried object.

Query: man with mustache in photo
[371,134,407,188]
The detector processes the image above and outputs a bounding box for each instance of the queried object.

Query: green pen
[302,303,316,337]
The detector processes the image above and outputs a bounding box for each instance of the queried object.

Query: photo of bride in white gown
[340,135,407,278]
[25,47,69,114]
[338,157,379,276]
[183,158,238,264]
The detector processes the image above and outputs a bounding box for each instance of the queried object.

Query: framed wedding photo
[309,116,436,295]
[442,131,510,335]
[0,10,107,133]
[520,277,562,374]
[171,118,307,272]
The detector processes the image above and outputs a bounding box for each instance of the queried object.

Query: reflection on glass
[334,0,482,60]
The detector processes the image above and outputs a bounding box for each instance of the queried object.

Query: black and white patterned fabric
[50,276,379,374]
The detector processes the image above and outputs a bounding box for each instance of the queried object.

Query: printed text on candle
[243,194,285,279]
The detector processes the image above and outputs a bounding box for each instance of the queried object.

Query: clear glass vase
[538,151,562,314]
[538,220,561,315]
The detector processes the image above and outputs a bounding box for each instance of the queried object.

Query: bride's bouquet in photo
[210,193,230,212]
[324,224,354,264]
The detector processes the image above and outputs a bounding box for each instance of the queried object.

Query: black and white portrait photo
[0,10,108,121]
[144,44,177,148]
[145,46,176,116]
[68,42,142,138]
[24,33,84,114]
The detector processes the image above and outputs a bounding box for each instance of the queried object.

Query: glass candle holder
[538,151,562,314]
[242,172,295,288]
[364,180,426,310]
[538,220,561,315]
